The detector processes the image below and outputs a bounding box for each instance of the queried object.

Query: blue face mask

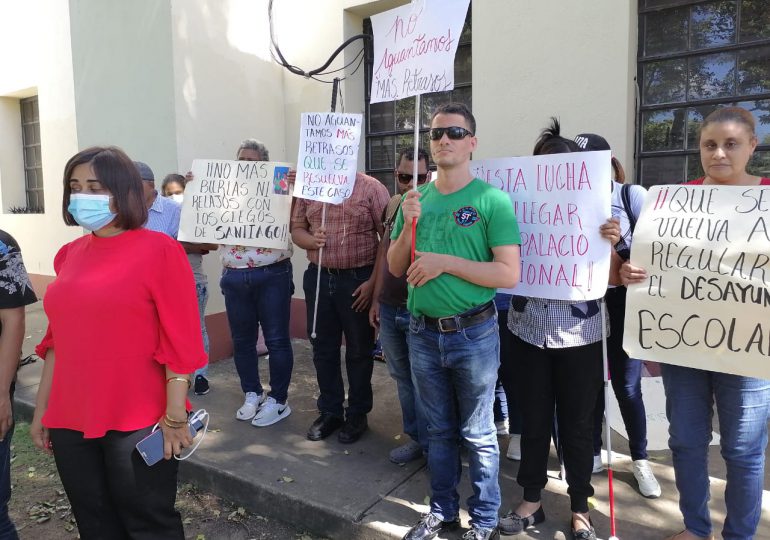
[67,193,117,231]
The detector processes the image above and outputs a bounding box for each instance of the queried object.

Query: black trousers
[49,426,184,540]
[303,265,375,418]
[512,336,603,513]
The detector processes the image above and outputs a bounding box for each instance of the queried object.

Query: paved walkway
[17,304,770,539]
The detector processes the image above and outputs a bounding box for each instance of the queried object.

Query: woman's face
[163,181,184,196]
[69,162,112,198]
[699,121,757,183]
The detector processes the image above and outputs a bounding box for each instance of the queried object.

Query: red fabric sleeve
[35,243,70,359]
[149,239,207,374]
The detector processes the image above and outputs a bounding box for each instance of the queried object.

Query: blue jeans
[303,265,375,418]
[662,364,770,540]
[194,281,210,378]
[0,384,17,539]
[409,312,501,529]
[220,260,294,403]
[378,302,427,451]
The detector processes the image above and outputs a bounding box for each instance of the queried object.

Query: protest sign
[471,151,612,300]
[370,0,470,103]
[293,112,362,204]
[624,185,770,379]
[178,159,292,249]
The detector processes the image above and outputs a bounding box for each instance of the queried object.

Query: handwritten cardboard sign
[178,159,292,249]
[293,112,362,204]
[370,0,470,103]
[470,151,612,301]
[624,185,770,379]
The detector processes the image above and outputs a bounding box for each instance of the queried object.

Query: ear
[469,134,478,153]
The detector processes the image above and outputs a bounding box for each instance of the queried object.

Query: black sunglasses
[429,126,473,141]
[397,173,428,184]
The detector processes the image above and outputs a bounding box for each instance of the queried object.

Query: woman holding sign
[621,106,770,540]
[499,120,620,540]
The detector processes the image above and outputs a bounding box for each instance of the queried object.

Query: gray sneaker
[498,506,545,535]
[462,526,499,540]
[389,440,423,464]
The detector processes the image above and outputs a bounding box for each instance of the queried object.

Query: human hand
[160,417,194,460]
[185,171,194,183]
[0,395,12,441]
[30,414,51,455]
[352,278,374,312]
[401,190,422,225]
[312,226,327,249]
[369,300,380,328]
[287,169,296,192]
[620,261,647,285]
[406,252,447,287]
[600,217,621,245]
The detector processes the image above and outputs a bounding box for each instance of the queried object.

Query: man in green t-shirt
[388,103,521,540]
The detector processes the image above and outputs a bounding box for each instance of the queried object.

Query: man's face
[142,180,156,202]
[237,148,263,161]
[429,113,476,169]
[394,156,430,195]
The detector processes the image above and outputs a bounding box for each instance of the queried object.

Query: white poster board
[178,159,292,249]
[471,151,612,301]
[370,0,470,103]
[624,184,770,379]
[293,112,362,204]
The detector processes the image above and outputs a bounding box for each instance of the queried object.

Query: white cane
[601,299,619,540]
[310,204,326,339]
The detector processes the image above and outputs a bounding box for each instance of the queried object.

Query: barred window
[637,0,770,186]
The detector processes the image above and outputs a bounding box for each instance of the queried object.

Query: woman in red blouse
[30,146,206,539]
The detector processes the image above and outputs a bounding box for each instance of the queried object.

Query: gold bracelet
[163,417,184,429]
[166,377,191,388]
[164,413,188,426]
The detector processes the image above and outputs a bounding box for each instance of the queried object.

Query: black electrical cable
[308,47,366,84]
[268,0,370,80]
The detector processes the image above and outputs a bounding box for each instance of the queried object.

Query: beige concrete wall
[169,0,294,312]
[472,0,638,178]
[0,0,82,275]
[69,0,178,177]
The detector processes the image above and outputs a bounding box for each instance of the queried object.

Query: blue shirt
[145,192,181,239]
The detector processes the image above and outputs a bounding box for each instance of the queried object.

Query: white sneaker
[506,434,521,460]
[495,419,509,436]
[592,453,604,473]
[633,459,661,498]
[251,397,291,427]
[235,391,265,421]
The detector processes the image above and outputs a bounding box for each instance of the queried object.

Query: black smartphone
[136,417,205,466]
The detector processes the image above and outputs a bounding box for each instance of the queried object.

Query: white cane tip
[609,536,620,540]
[311,332,317,339]
[552,532,567,540]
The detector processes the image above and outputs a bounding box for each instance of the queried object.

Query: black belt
[309,263,373,277]
[424,301,496,333]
